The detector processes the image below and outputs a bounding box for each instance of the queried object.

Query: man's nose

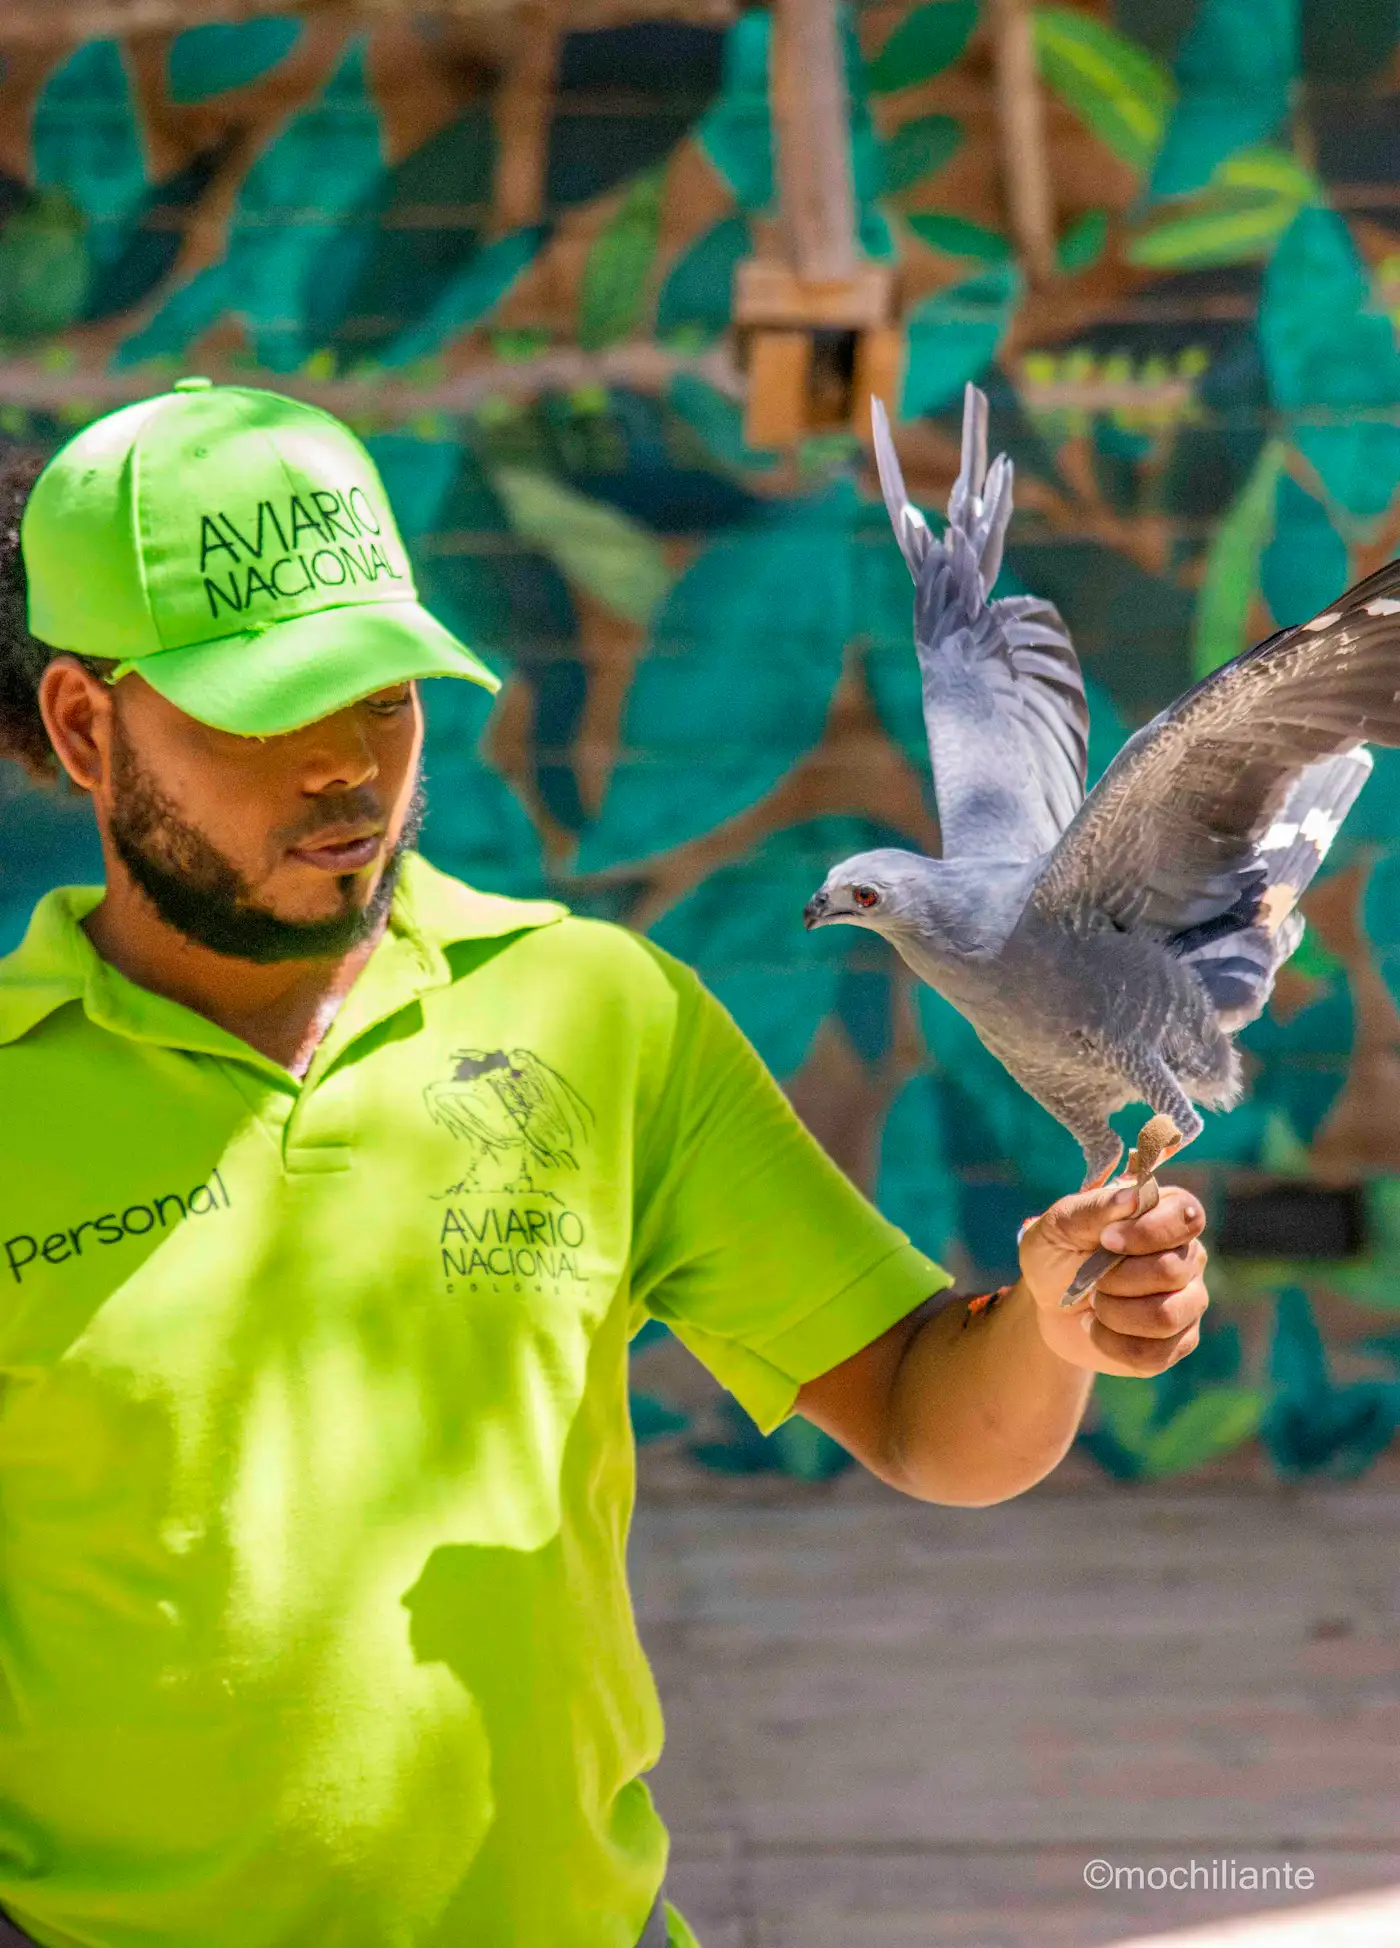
[803,890,829,930]
[297,708,380,794]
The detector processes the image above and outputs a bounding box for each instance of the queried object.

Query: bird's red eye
[853,885,880,909]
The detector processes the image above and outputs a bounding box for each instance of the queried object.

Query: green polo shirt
[0,855,945,1948]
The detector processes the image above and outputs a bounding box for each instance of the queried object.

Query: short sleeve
[629,949,951,1432]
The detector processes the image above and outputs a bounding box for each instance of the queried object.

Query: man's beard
[107,727,425,965]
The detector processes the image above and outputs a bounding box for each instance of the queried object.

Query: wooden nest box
[736,260,900,448]
[735,0,902,449]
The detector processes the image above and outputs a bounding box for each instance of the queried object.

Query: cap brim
[118,599,501,736]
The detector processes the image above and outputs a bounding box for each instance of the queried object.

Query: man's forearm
[879,1283,1093,1507]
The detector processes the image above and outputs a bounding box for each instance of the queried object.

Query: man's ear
[37,657,115,795]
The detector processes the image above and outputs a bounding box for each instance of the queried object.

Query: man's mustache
[276,791,387,849]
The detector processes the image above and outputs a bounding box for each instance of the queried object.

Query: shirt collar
[0,853,567,1055]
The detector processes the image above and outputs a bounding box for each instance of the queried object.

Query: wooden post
[986,0,1055,286]
[770,0,858,286]
[492,5,561,236]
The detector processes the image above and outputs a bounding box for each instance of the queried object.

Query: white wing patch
[1299,805,1342,848]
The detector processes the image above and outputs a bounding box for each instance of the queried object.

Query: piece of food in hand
[805,383,1398,1189]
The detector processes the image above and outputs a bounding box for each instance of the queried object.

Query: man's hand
[1019,1180,1208,1378]
[796,1179,1211,1505]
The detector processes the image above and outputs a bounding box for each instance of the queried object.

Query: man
[0,378,1207,1948]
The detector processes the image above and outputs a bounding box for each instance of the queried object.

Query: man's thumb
[1022,1181,1137,1269]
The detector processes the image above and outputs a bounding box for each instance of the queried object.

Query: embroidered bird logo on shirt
[426,1049,596,1198]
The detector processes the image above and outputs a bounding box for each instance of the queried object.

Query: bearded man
[0,378,1208,1947]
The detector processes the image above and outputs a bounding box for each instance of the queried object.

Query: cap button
[173,375,213,392]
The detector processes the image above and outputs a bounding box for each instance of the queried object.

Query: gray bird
[805,385,1400,1188]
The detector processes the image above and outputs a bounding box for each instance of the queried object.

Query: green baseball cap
[21,376,500,736]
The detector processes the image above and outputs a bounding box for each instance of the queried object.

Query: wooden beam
[770,0,858,286]
[491,3,561,236]
[986,0,1056,286]
[745,330,812,447]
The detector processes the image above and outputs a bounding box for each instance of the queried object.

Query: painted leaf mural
[4,0,1400,1481]
[1148,0,1299,199]
[1032,8,1175,173]
[577,488,853,870]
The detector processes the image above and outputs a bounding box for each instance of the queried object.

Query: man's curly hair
[0,448,114,781]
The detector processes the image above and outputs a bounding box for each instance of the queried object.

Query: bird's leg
[1117,1049,1203,1150]
[1061,1107,1186,1307]
[1074,1127,1125,1194]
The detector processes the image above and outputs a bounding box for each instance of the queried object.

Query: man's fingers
[1092,1274,1209,1342]
[1086,1309,1203,1376]
[1094,1238,1208,1300]
[1033,1182,1203,1259]
[1098,1187,1205,1258]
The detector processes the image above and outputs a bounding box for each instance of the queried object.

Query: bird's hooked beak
[803,888,832,931]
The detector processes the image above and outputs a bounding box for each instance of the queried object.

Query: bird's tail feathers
[1179,747,1372,1030]
[871,395,934,582]
[870,384,1013,611]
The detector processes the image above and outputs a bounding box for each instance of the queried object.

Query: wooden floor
[631,1454,1400,1948]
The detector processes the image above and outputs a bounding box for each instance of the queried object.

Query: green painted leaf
[649,820,866,1077]
[33,41,148,275]
[696,11,774,210]
[1191,438,1284,678]
[901,263,1021,416]
[490,466,671,627]
[1129,147,1314,270]
[1262,1286,1400,1480]
[1217,144,1316,200]
[578,167,666,352]
[1082,1320,1262,1480]
[904,211,1012,261]
[114,261,229,367]
[1363,852,1400,1032]
[1260,206,1400,519]
[689,1396,854,1478]
[150,41,384,372]
[1239,939,1353,1145]
[168,18,303,101]
[1056,208,1108,272]
[578,491,854,871]
[859,204,898,262]
[880,115,963,195]
[1142,1388,1265,1474]
[376,226,545,370]
[418,683,547,901]
[666,373,781,475]
[303,110,497,363]
[1148,0,1298,199]
[1128,186,1297,268]
[876,1074,961,1266]
[1084,1382,1263,1479]
[1032,6,1175,172]
[656,215,748,343]
[629,1391,690,1442]
[868,1,979,93]
[1259,471,1348,628]
[0,189,89,339]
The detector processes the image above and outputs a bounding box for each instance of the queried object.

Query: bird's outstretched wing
[1032,559,1400,938]
[873,385,1087,861]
